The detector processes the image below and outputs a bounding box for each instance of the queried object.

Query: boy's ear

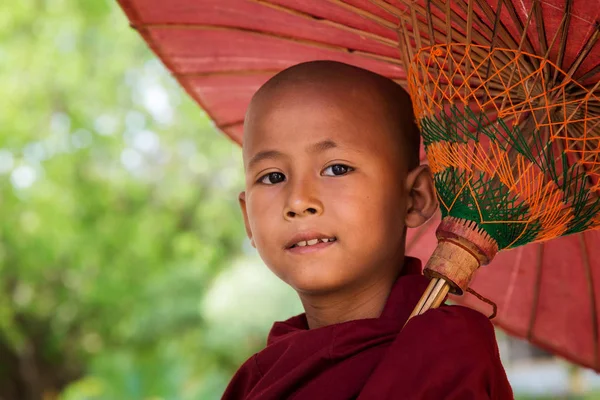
[238,191,255,248]
[405,165,438,228]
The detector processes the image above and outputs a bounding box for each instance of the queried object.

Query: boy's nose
[283,182,323,220]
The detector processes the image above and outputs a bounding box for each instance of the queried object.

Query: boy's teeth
[293,237,336,248]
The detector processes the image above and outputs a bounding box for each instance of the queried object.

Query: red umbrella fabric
[118,0,409,144]
[406,214,600,371]
[117,0,600,371]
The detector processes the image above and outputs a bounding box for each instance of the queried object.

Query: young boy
[222,61,513,399]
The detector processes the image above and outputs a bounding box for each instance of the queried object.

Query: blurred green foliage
[5,1,598,400]
[0,0,301,398]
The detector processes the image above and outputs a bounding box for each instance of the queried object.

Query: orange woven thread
[408,43,599,243]
[593,214,600,229]
[408,44,600,183]
[427,141,573,243]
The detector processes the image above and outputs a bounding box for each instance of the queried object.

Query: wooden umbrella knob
[423,217,499,295]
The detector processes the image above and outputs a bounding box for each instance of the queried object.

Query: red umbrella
[395,0,600,372]
[117,0,600,371]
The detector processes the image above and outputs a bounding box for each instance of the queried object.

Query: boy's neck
[299,267,401,329]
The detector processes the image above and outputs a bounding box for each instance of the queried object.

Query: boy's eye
[259,172,286,185]
[322,164,353,176]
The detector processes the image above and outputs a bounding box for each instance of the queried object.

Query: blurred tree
[5,2,597,400]
[0,0,249,398]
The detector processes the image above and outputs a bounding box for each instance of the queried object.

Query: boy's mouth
[288,237,337,249]
[285,233,337,250]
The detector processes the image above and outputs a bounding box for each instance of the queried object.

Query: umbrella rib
[448,3,533,77]
[577,64,600,85]
[501,246,524,319]
[471,0,521,50]
[495,4,544,114]
[400,17,527,92]
[175,69,282,78]
[527,244,545,341]
[569,124,600,191]
[444,0,454,78]
[498,0,536,55]
[474,0,503,133]
[532,0,551,83]
[579,233,599,370]
[408,2,438,99]
[466,0,474,46]
[552,128,600,212]
[552,0,574,84]
[252,0,399,47]
[429,0,498,46]
[567,78,600,97]
[424,0,436,48]
[409,4,424,54]
[433,0,512,51]
[324,0,397,29]
[564,23,600,82]
[133,23,404,66]
[396,11,415,70]
[384,0,516,68]
[396,15,516,76]
[461,0,475,98]
[391,78,410,86]
[367,0,408,19]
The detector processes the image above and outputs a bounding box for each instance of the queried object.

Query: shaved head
[238,60,437,312]
[246,61,421,170]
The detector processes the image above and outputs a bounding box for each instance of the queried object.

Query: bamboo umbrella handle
[403,217,498,328]
[404,278,450,327]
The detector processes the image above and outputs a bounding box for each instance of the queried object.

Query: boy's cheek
[247,215,280,253]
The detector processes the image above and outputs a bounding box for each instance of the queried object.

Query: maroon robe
[222,257,513,399]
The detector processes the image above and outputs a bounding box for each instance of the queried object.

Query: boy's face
[240,81,431,296]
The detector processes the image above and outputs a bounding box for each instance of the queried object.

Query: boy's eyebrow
[307,139,338,154]
[247,140,339,169]
[247,149,284,169]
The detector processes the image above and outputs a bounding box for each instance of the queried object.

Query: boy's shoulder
[402,303,500,361]
[417,303,495,331]
[362,304,513,399]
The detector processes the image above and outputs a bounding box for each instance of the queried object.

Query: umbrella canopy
[394,0,600,371]
[117,0,600,371]
[117,0,409,144]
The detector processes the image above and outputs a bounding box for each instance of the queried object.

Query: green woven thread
[434,168,540,249]
[422,105,598,250]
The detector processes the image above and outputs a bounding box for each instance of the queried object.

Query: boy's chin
[286,271,362,297]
